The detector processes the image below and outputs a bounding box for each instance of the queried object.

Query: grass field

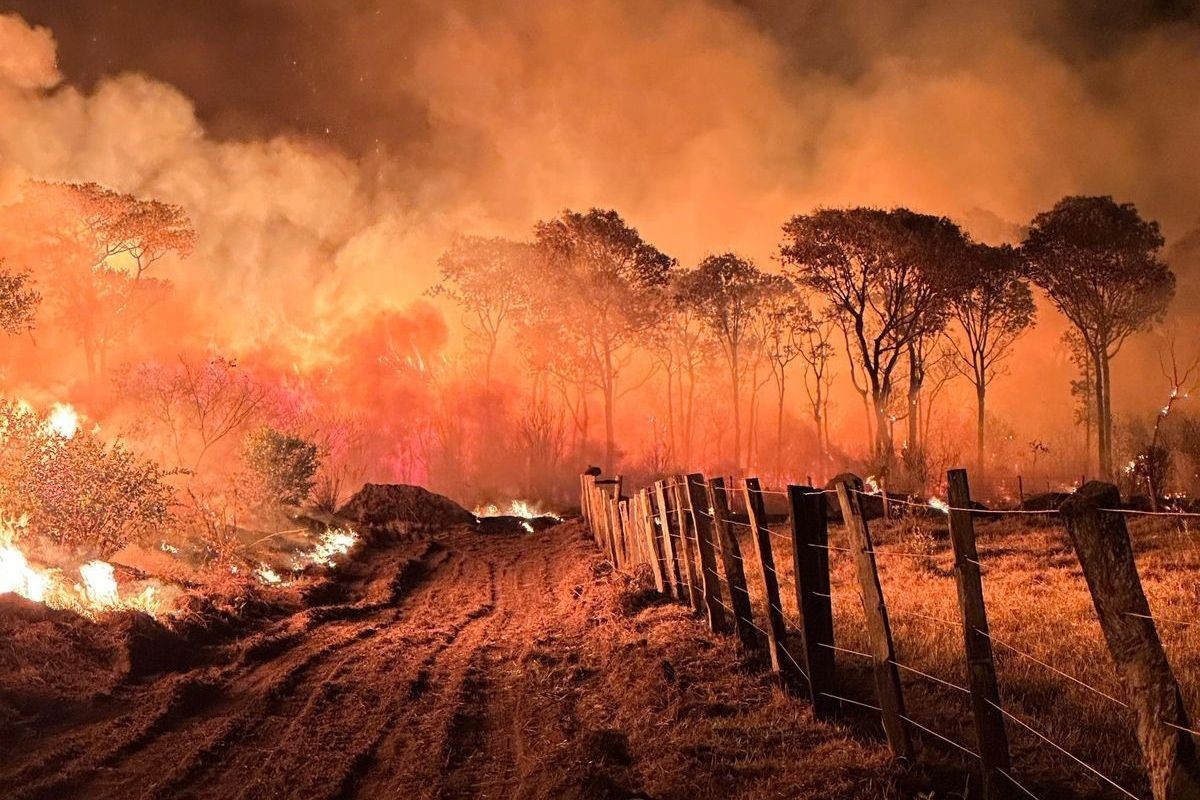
[727,509,1200,799]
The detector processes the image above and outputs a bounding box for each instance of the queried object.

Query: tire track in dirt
[0,537,473,800]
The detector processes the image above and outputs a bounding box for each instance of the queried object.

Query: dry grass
[727,511,1200,799]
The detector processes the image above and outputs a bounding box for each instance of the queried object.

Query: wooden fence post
[788,485,837,720]
[684,472,730,634]
[946,469,1012,798]
[708,478,758,651]
[639,490,666,592]
[671,476,703,610]
[836,481,914,761]
[1060,482,1200,800]
[743,478,795,682]
[655,480,683,598]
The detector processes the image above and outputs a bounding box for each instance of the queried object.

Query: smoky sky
[7,0,1200,158]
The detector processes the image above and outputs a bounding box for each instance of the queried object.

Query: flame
[301,528,358,568]
[0,544,53,602]
[473,500,560,520]
[79,560,119,606]
[46,403,79,439]
[863,475,881,494]
[928,497,950,515]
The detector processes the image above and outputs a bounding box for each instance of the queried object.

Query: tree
[431,235,531,388]
[678,253,769,469]
[1023,196,1175,479]
[780,208,969,459]
[0,262,39,335]
[946,243,1035,477]
[752,276,808,475]
[798,305,837,464]
[243,426,321,507]
[531,209,674,472]
[27,181,195,378]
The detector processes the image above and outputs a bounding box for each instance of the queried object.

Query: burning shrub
[0,400,172,557]
[16,431,173,557]
[242,425,319,508]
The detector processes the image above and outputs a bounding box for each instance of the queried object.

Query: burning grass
[733,513,1200,799]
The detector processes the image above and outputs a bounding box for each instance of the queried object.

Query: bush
[242,426,319,507]
[0,402,173,556]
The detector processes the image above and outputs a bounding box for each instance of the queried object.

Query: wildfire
[863,475,881,494]
[46,402,80,439]
[928,497,950,515]
[0,537,161,617]
[473,500,560,520]
[299,528,358,568]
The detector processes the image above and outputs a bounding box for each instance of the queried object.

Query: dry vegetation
[727,509,1200,799]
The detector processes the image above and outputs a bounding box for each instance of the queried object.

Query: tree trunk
[976,383,987,481]
[730,350,741,469]
[1094,348,1113,480]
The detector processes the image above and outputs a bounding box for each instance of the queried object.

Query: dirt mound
[337,483,476,533]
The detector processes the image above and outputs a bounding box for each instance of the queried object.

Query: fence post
[743,478,795,682]
[684,472,730,634]
[1060,482,1200,800]
[671,476,703,610]
[835,481,914,761]
[654,480,683,598]
[640,490,667,592]
[708,478,758,651]
[788,485,837,721]
[946,469,1012,798]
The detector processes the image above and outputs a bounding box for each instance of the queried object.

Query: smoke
[1,3,1199,483]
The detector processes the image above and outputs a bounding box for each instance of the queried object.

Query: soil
[0,520,902,800]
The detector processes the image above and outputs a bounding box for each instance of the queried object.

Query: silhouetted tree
[678,253,768,468]
[432,235,532,388]
[532,209,674,472]
[1023,196,1174,479]
[751,275,807,475]
[946,243,1035,477]
[780,208,968,459]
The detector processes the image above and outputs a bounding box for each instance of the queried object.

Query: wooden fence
[578,469,1200,800]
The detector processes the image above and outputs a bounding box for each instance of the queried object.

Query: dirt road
[0,522,899,800]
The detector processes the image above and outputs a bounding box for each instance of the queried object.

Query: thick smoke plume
[0,3,1199,496]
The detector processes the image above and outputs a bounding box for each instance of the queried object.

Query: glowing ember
[46,402,80,439]
[520,520,534,533]
[473,500,559,520]
[928,497,950,515]
[256,564,284,585]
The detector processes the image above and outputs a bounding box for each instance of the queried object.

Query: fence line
[579,469,1200,800]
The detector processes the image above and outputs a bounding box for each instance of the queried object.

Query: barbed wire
[984,699,1141,800]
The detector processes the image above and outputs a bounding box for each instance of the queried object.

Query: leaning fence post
[788,485,838,721]
[743,478,796,682]
[684,473,730,634]
[708,478,759,651]
[1060,482,1200,800]
[671,476,704,610]
[946,469,1012,798]
[836,480,914,761]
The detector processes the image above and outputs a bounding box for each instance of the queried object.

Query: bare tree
[798,305,837,464]
[751,275,807,475]
[1023,196,1175,479]
[946,243,1035,477]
